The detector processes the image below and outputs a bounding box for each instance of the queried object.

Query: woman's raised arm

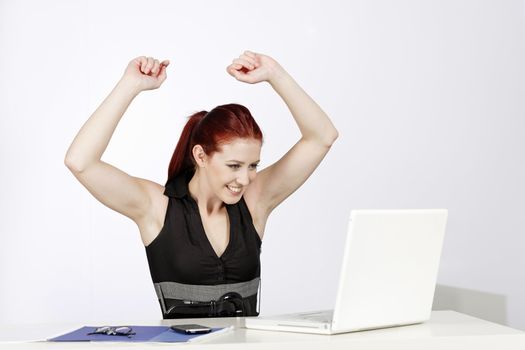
[64,57,170,234]
[227,51,338,223]
[65,57,169,170]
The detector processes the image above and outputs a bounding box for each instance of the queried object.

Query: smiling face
[194,138,262,204]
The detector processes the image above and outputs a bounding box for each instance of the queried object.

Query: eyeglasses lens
[115,327,132,335]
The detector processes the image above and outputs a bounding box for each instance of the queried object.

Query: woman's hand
[226,50,286,84]
[120,56,170,93]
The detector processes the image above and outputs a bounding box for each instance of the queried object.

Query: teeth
[227,185,241,193]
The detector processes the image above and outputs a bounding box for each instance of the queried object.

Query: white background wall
[1,0,524,330]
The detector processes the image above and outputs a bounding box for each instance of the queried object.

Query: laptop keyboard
[297,310,333,323]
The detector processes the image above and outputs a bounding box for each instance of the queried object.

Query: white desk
[1,311,524,349]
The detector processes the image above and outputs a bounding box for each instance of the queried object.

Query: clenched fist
[226,50,285,85]
[121,56,170,92]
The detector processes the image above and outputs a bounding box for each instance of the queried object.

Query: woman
[64,51,338,318]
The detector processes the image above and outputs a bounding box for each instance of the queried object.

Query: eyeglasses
[87,326,136,338]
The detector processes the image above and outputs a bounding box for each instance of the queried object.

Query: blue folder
[48,325,226,343]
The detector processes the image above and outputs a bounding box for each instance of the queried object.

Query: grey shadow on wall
[432,284,507,326]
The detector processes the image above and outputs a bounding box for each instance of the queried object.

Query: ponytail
[166,111,207,182]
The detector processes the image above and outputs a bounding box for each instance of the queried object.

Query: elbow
[64,156,80,173]
[64,154,86,173]
[322,129,339,148]
[330,129,339,144]
[306,128,339,148]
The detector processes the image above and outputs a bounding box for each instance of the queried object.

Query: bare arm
[64,78,140,171]
[268,71,338,145]
[227,51,338,224]
[256,69,339,212]
[65,56,170,225]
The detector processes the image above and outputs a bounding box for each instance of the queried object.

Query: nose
[236,170,250,186]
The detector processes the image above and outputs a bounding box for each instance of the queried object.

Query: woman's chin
[220,188,243,204]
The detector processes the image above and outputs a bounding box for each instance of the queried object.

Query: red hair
[166,103,263,183]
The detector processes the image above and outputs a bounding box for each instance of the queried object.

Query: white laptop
[245,209,448,335]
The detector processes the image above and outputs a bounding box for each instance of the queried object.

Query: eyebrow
[226,160,260,164]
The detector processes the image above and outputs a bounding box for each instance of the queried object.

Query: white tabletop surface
[1,310,524,349]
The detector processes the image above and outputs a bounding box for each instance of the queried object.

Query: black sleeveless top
[145,168,262,317]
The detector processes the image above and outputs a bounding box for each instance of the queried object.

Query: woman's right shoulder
[135,179,170,247]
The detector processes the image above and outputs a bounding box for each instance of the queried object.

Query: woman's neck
[188,170,226,216]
